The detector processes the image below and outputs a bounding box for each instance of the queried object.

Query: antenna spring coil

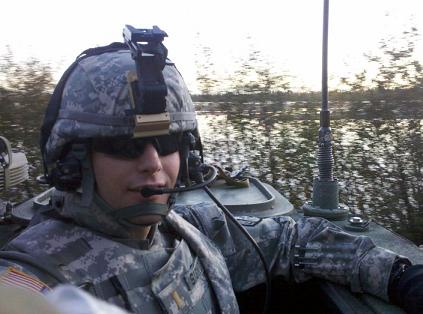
[317,141,334,181]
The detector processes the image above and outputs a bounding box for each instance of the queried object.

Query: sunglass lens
[93,135,179,158]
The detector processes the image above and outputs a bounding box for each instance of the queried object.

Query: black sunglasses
[92,134,179,159]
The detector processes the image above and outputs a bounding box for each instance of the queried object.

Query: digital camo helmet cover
[44,49,197,164]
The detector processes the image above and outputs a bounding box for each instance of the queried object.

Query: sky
[1,0,423,92]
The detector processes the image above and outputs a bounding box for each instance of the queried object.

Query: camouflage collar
[111,224,158,250]
[53,190,167,240]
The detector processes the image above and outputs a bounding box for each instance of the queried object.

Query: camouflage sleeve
[173,203,403,302]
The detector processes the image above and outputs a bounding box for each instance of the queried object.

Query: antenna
[302,0,349,220]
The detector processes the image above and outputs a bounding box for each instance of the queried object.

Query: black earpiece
[178,131,204,186]
[50,154,82,191]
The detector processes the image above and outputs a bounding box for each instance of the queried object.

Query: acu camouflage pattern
[50,189,147,239]
[45,50,197,163]
[173,203,402,302]
[4,208,232,313]
[2,198,405,313]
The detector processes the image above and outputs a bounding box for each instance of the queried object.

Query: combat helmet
[39,26,202,226]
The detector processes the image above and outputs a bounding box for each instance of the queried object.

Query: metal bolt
[349,216,364,224]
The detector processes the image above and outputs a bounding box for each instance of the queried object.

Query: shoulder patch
[0,267,51,294]
[236,216,262,227]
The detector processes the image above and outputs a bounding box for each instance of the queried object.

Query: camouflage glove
[389,263,423,314]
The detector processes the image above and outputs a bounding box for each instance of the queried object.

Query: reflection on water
[1,100,423,244]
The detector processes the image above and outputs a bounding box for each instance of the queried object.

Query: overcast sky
[1,0,423,92]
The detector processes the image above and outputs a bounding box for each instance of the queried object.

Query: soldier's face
[92,143,180,211]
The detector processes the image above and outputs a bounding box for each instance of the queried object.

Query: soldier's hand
[389,264,423,314]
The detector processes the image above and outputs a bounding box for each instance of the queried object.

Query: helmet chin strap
[93,192,171,227]
[69,143,95,207]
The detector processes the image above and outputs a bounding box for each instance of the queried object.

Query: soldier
[0,27,422,313]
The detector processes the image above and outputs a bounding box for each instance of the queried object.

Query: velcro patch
[0,267,51,294]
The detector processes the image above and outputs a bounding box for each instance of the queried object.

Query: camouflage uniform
[0,189,402,313]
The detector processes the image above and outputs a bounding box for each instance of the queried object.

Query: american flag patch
[0,267,51,294]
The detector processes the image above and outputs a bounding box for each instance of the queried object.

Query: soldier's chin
[129,214,163,226]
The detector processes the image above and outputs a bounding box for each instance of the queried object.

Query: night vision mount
[123,25,170,138]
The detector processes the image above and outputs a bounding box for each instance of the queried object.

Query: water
[1,100,423,244]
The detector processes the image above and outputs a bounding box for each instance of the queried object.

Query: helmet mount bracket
[126,71,170,138]
[123,25,170,138]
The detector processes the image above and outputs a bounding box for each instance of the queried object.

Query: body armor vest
[6,210,239,313]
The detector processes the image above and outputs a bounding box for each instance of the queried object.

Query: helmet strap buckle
[71,144,94,207]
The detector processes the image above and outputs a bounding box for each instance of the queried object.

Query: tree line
[336,26,423,101]
[0,47,54,112]
[193,26,423,103]
[1,26,423,109]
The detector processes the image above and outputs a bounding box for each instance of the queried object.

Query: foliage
[340,70,368,92]
[194,26,423,103]
[0,47,54,108]
[194,39,220,95]
[369,27,422,90]
[340,26,423,97]
[229,47,291,95]
[194,36,291,99]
